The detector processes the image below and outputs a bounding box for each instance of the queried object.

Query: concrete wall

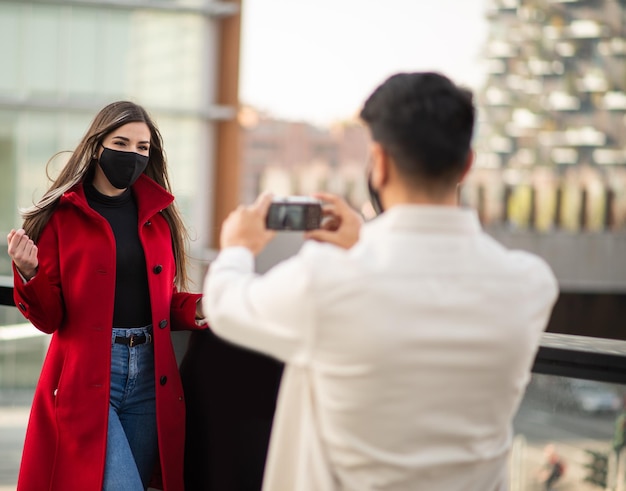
[253,228,626,293]
[487,228,626,292]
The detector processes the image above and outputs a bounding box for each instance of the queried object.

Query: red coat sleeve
[170,290,206,331]
[13,219,64,334]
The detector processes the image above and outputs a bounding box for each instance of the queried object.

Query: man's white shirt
[204,205,559,491]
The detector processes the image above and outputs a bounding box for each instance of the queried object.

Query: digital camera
[265,196,323,231]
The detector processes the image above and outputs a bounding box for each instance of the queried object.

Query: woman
[6,101,207,491]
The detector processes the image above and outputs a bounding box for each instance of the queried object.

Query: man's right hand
[220,193,276,255]
[304,193,363,250]
[7,229,39,280]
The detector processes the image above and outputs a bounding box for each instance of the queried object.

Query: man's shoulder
[486,237,559,297]
[499,241,554,275]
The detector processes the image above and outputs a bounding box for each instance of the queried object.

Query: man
[203,72,558,491]
[538,443,565,490]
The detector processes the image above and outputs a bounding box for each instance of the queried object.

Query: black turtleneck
[85,183,152,328]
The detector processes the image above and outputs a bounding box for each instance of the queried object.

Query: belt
[114,333,152,348]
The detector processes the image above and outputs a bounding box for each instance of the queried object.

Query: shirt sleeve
[203,246,316,365]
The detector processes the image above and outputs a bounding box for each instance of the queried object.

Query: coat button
[159,319,168,329]
[153,265,163,274]
[160,376,167,385]
[145,220,152,226]
[18,302,26,311]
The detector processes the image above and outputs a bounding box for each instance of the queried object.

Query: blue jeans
[103,327,158,491]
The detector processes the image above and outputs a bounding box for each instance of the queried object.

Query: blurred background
[1,0,626,489]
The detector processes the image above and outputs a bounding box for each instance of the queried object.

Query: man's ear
[370,142,390,189]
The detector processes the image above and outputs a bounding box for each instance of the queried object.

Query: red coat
[13,175,205,491]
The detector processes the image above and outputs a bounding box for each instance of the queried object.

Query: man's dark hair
[360,72,475,185]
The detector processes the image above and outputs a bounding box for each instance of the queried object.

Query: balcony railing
[1,273,626,489]
[1,282,624,374]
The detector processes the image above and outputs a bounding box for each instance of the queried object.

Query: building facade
[469,0,626,231]
[0,0,241,426]
[0,0,241,279]
[239,106,371,210]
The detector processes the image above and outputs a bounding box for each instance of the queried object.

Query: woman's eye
[114,141,125,147]
[139,145,149,151]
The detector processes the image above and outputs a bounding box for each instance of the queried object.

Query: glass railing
[0,280,44,490]
[520,334,626,490]
[1,278,626,490]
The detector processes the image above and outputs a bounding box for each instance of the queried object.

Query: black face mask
[98,147,149,189]
[367,171,384,215]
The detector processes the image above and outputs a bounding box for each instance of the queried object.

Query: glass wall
[0,1,218,265]
[0,3,211,108]
[0,2,225,486]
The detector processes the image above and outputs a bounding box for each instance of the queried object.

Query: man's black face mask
[367,171,384,215]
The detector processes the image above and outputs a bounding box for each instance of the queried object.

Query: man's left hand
[304,193,362,250]
[220,192,276,255]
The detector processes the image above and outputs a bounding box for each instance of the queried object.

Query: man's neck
[382,184,459,209]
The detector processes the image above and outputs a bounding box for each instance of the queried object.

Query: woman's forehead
[107,122,151,141]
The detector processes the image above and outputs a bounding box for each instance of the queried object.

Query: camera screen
[268,204,305,230]
[266,202,321,231]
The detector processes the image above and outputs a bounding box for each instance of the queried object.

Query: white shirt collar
[362,205,482,237]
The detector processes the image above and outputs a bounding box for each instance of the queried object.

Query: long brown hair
[22,101,191,290]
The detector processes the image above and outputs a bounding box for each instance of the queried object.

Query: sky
[239,0,489,126]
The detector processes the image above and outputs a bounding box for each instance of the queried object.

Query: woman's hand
[194,298,208,326]
[304,193,363,250]
[7,229,39,281]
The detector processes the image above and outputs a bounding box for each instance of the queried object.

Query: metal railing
[534,333,626,384]
[0,276,14,308]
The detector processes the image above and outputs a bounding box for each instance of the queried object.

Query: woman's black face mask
[98,146,149,189]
